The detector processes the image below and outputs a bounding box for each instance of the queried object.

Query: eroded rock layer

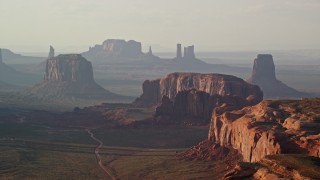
[135,72,263,106]
[135,72,263,124]
[44,54,94,82]
[208,98,320,162]
[31,54,130,101]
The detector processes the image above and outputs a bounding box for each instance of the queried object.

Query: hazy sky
[0,0,320,52]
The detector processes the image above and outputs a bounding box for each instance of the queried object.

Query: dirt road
[86,129,116,180]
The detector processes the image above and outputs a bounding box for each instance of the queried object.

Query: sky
[0,0,320,53]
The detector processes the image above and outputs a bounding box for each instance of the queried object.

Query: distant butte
[247,54,309,99]
[30,54,131,101]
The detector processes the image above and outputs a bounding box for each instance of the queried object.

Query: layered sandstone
[247,54,308,99]
[44,54,94,82]
[30,54,130,101]
[135,72,263,106]
[208,98,320,162]
[155,89,217,124]
[135,72,263,124]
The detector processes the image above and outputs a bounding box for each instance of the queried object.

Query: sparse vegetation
[93,126,209,148]
[0,144,105,179]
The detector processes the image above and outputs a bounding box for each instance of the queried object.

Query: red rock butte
[30,54,130,101]
[135,72,263,124]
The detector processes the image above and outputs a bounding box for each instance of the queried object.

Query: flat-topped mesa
[247,54,308,99]
[85,39,143,58]
[44,54,94,83]
[48,46,55,59]
[135,72,263,106]
[135,72,263,124]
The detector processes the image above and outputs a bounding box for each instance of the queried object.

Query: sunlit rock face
[247,54,308,99]
[44,54,94,83]
[135,72,263,106]
[208,99,320,162]
[30,54,129,101]
[135,72,263,124]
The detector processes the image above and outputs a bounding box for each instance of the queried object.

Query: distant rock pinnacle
[0,48,3,63]
[183,45,195,59]
[176,44,182,59]
[48,46,55,59]
[148,46,153,55]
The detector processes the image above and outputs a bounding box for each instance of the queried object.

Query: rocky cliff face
[135,72,263,124]
[249,54,276,82]
[155,89,217,124]
[247,54,308,99]
[44,54,94,82]
[135,72,263,106]
[208,98,320,162]
[30,54,131,101]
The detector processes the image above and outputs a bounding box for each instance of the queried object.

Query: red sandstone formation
[135,72,263,124]
[208,99,320,163]
[30,54,130,101]
[135,72,263,106]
